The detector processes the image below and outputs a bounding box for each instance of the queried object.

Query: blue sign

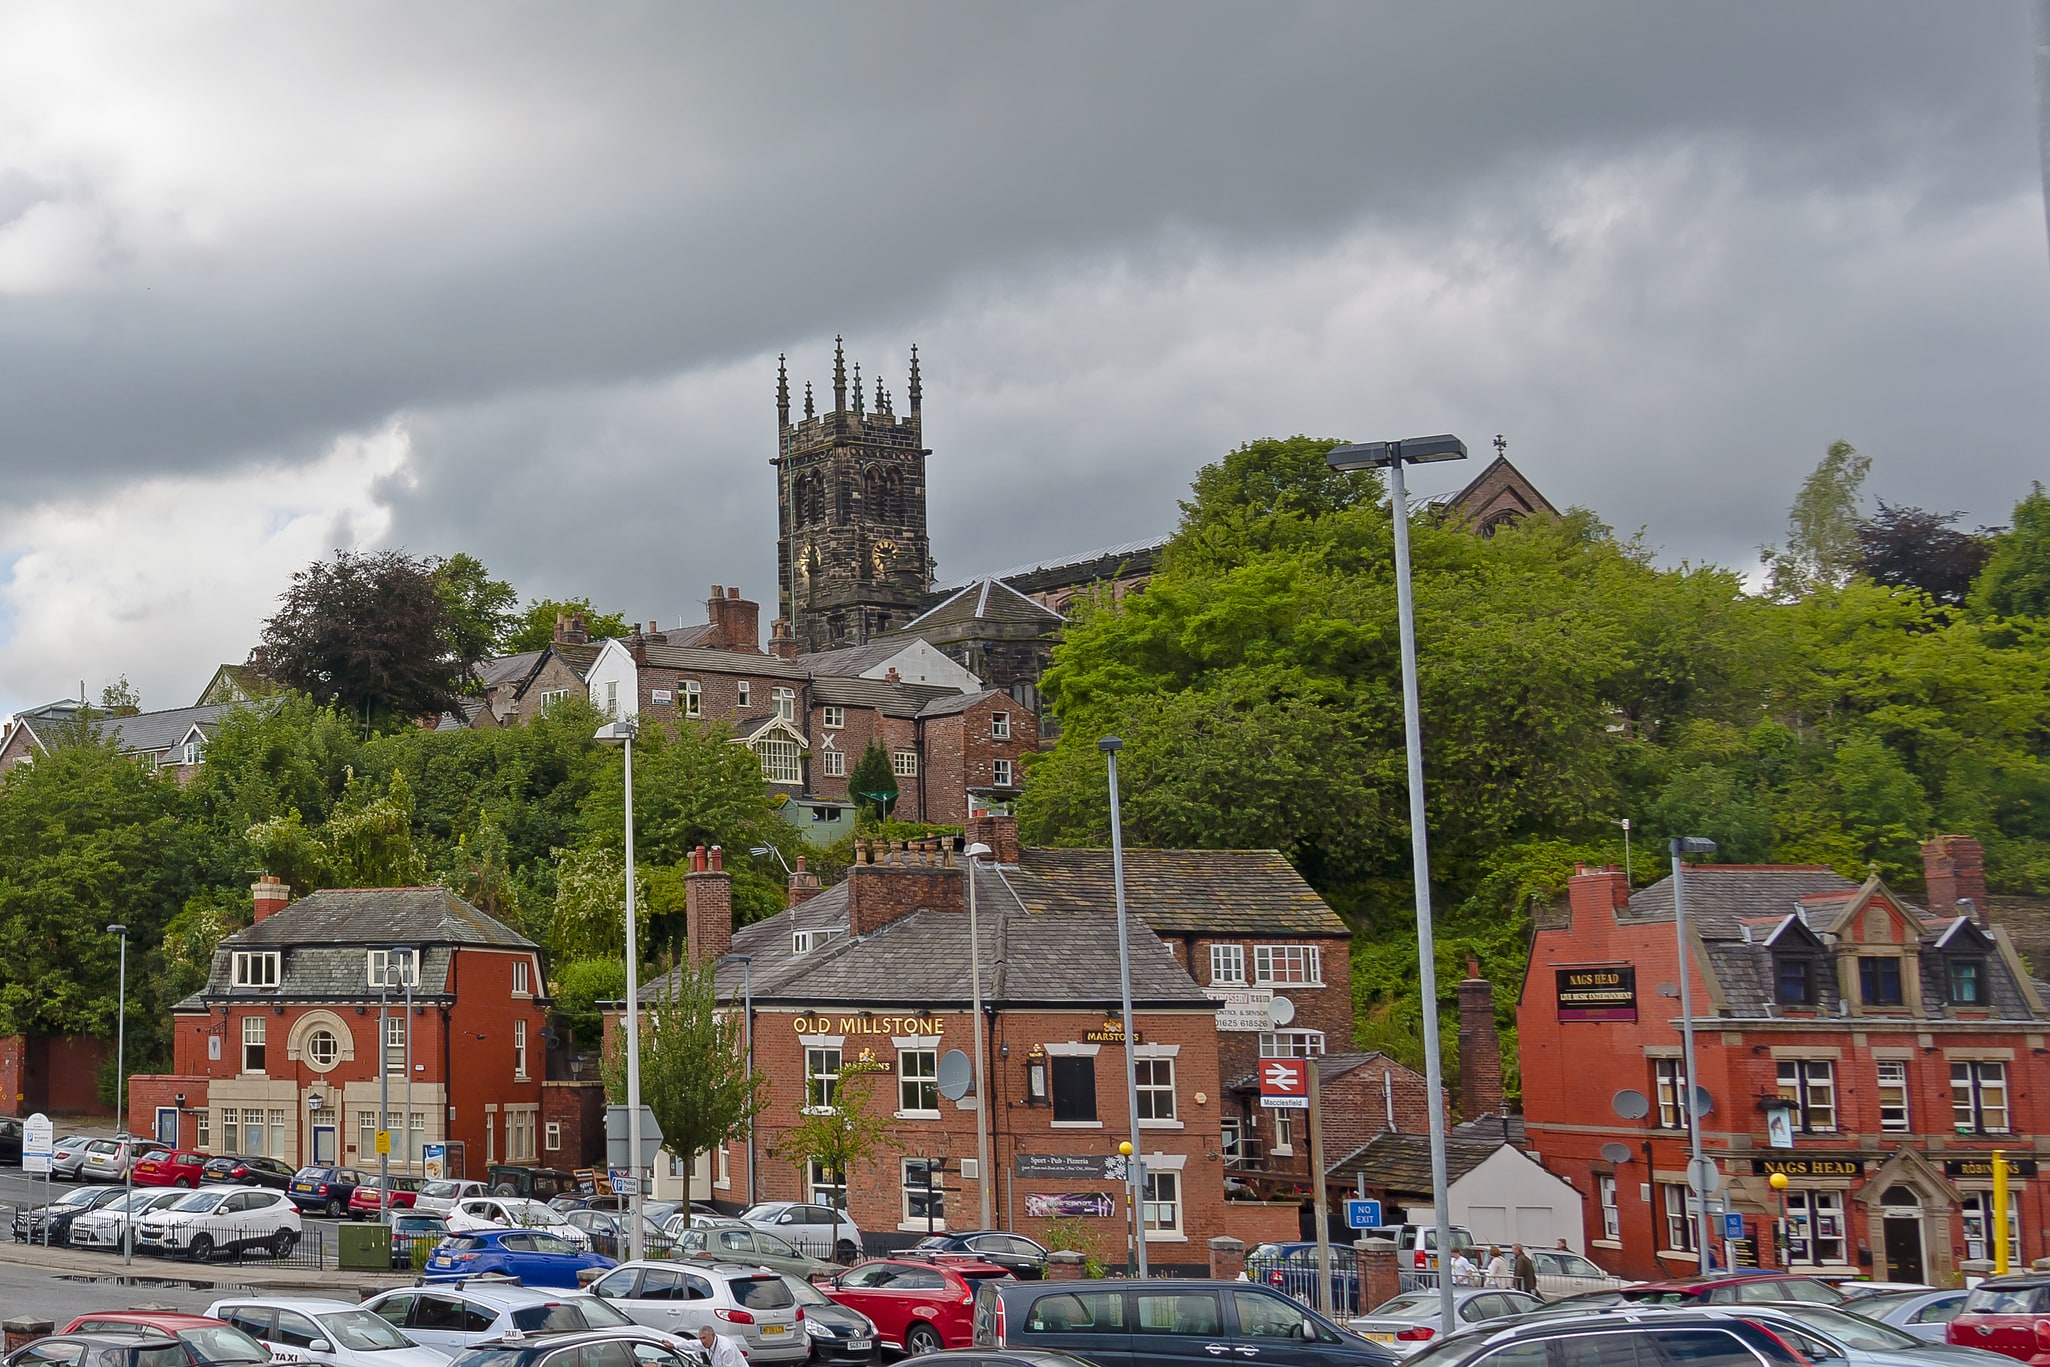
[1722,1211,1745,1241]
[1346,1199,1384,1229]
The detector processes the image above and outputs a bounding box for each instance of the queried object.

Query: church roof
[930,537,1170,596]
[902,579,1064,633]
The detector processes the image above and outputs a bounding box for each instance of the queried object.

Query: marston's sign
[1556,965,1637,1022]
[1750,1156,1865,1177]
[791,1014,944,1036]
[1946,1158,2039,1179]
[1085,1018,1141,1044]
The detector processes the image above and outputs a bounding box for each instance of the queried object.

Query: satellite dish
[1600,1142,1633,1164]
[1657,983,1680,999]
[1692,1086,1714,1117]
[937,1049,974,1102]
[1611,1089,1650,1121]
[1269,996,1297,1027]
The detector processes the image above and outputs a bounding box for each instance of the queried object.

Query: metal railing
[6,1208,326,1269]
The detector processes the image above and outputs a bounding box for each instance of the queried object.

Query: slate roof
[930,537,1171,595]
[1014,848,1348,937]
[902,580,1064,633]
[91,702,242,757]
[808,676,958,716]
[1621,866,1861,934]
[641,643,811,680]
[916,688,1005,719]
[797,641,918,677]
[1328,1133,1509,1193]
[477,651,547,689]
[553,642,604,676]
[655,864,1215,1011]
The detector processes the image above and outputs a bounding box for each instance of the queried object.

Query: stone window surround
[286,1010,356,1074]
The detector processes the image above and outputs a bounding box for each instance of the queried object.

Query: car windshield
[54,1188,104,1209]
[569,1298,636,1330]
[447,1350,531,1367]
[394,1218,445,1234]
[739,1205,786,1222]
[1770,1306,1920,1351]
[176,1327,273,1364]
[1851,1291,1928,1313]
[783,1276,832,1306]
[317,1312,414,1353]
[172,1191,228,1212]
[731,1277,796,1310]
[1366,1294,1438,1320]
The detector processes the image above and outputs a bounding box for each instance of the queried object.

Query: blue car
[424,1229,616,1288]
[1248,1241,1365,1314]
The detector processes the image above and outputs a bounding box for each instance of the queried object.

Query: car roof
[1970,1274,2050,1289]
[378,1283,558,1308]
[209,1299,364,1314]
[62,1314,226,1331]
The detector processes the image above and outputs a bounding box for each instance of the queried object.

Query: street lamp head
[593,720,638,745]
[963,842,992,859]
[1098,737,1123,754]
[1325,435,1469,471]
[1768,1171,1790,1191]
[107,924,127,936]
[1670,836,1718,857]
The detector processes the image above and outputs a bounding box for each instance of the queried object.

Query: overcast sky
[3,3,2047,717]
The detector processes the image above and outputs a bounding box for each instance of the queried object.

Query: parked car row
[10,1181,303,1261]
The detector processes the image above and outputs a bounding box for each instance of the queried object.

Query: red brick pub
[1521,836,2049,1286]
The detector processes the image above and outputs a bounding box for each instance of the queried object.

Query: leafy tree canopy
[431,553,520,667]
[1763,440,1870,600]
[1974,482,2050,621]
[602,959,764,1180]
[1857,502,1993,607]
[503,598,636,654]
[255,549,468,729]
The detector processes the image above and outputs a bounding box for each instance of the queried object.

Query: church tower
[774,339,933,652]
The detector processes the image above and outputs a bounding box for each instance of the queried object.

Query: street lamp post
[963,840,995,1229]
[1670,835,1718,1267]
[108,923,131,1264]
[378,958,391,1217]
[391,947,414,1182]
[1326,434,1466,1323]
[731,953,756,1206]
[596,718,646,1261]
[1099,738,1147,1278]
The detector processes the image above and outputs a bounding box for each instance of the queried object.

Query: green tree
[243,768,431,890]
[767,1051,896,1226]
[1762,440,1871,600]
[847,741,899,822]
[602,959,765,1189]
[431,552,520,667]
[503,598,636,653]
[1973,482,2050,620]
[553,957,628,1048]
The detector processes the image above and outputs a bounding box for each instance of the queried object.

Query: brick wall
[1169,934,1356,1087]
[2,1035,116,1117]
[127,1075,211,1147]
[917,694,1037,825]
[543,1080,606,1167]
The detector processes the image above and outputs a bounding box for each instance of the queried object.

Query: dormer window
[1949,958,1985,1005]
[1775,957,1814,1006]
[231,951,280,989]
[1859,956,1905,1007]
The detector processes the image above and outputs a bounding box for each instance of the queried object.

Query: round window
[306,1030,340,1069]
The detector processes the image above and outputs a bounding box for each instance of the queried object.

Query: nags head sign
[1556,965,1637,1022]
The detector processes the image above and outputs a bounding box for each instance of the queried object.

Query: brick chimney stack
[554,610,588,646]
[1457,956,1504,1120]
[686,844,733,967]
[769,618,800,661]
[963,813,1023,865]
[788,855,823,907]
[884,666,901,684]
[847,839,964,935]
[706,585,763,654]
[252,876,291,923]
[1923,835,1989,925]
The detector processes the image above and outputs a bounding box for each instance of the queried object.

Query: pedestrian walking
[1484,1245,1513,1288]
[1512,1242,1537,1295]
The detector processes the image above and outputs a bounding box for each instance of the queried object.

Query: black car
[11,1184,128,1243]
[912,1231,1050,1279]
[4,1334,239,1367]
[0,1117,21,1166]
[974,1278,1400,1367]
[200,1155,294,1189]
[485,1164,580,1201]
[288,1165,366,1215]
[784,1272,880,1365]
[447,1329,700,1367]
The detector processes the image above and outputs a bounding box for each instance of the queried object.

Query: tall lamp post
[963,840,995,1229]
[390,947,415,1182]
[1099,737,1147,1278]
[596,717,646,1262]
[1670,835,1718,1266]
[1326,434,1466,1323]
[108,923,131,1265]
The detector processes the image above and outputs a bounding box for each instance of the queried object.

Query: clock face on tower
[870,538,898,574]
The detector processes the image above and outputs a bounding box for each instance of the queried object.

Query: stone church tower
[774,339,933,652]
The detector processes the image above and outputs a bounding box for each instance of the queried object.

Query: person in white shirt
[1484,1246,1514,1288]
[1449,1249,1478,1286]
[699,1327,748,1367]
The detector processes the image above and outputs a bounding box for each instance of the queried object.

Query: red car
[131,1150,211,1189]
[824,1257,1014,1355]
[58,1312,272,1366]
[348,1176,424,1218]
[1948,1274,2050,1363]
[1616,1272,1846,1306]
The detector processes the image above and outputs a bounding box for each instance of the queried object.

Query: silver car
[1849,1291,1970,1344]
[67,1188,188,1249]
[1352,1288,1546,1354]
[364,1283,705,1361]
[79,1136,163,1182]
[1676,1303,2010,1367]
[586,1260,807,1364]
[48,1134,96,1179]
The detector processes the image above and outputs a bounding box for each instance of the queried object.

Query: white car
[738,1200,864,1262]
[447,1195,593,1247]
[207,1298,447,1367]
[1528,1248,1630,1296]
[136,1184,302,1260]
[48,1134,96,1179]
[362,1283,707,1360]
[67,1188,188,1249]
[412,1178,488,1215]
[79,1135,164,1182]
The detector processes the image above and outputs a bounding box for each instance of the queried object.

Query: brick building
[1520,836,2050,1286]
[128,879,551,1180]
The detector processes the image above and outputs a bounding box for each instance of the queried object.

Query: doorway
[312,1124,337,1166]
[1880,1185,1926,1285]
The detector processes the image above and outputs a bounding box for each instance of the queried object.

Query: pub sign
[1556,965,1637,1021]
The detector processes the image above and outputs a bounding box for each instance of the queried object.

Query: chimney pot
[727,587,739,600]
[885,666,900,684]
[686,846,733,968]
[251,876,291,923]
[1922,835,1989,926]
[710,845,723,873]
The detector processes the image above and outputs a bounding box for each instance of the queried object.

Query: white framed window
[773,687,795,722]
[367,949,417,989]
[410,1110,425,1164]
[1777,1059,1837,1133]
[808,1159,847,1208]
[514,1020,529,1079]
[232,952,280,989]
[1876,1060,1911,1132]
[1784,1189,1846,1266]
[1599,1174,1620,1242]
[991,712,1010,740]
[384,1016,405,1074]
[241,1016,267,1073]
[306,1030,340,1069]
[903,1158,945,1227]
[807,1047,842,1109]
[823,705,846,729]
[183,741,201,765]
[512,959,530,995]
[1136,1058,1176,1121]
[823,748,846,778]
[1662,1183,1695,1253]
[545,1121,562,1152]
[792,928,844,954]
[195,1110,210,1151]
[899,1048,939,1114]
[1963,1190,2022,1264]
[505,1109,534,1162]
[892,750,918,777]
[537,689,569,713]
[1654,1058,1690,1130]
[683,681,702,718]
[1142,1170,1181,1235]
[1257,1030,1325,1057]
[992,758,1013,787]
[760,738,802,784]
[1210,945,1246,985]
[605,680,618,717]
[737,681,752,709]
[1953,1060,2010,1133]
[359,1109,377,1160]
[1253,944,1321,985]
